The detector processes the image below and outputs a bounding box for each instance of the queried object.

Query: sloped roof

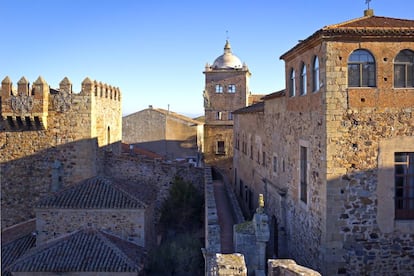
[281,12,414,59]
[262,89,286,100]
[35,177,156,209]
[233,101,264,114]
[6,228,145,273]
[124,107,202,125]
[154,108,202,125]
[2,232,36,276]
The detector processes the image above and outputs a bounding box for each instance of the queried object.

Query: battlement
[1,76,121,131]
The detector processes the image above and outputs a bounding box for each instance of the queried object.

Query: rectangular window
[263,151,266,167]
[239,179,244,198]
[228,84,236,93]
[395,152,414,219]
[216,141,225,155]
[215,84,223,93]
[228,112,233,120]
[273,156,278,173]
[216,111,222,120]
[250,144,253,159]
[300,146,308,204]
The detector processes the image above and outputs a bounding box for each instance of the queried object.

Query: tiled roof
[121,143,165,159]
[2,232,36,276]
[35,177,156,209]
[327,15,414,29]
[281,13,414,59]
[233,101,264,114]
[262,90,286,100]
[6,228,146,273]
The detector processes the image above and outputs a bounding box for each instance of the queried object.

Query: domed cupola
[212,40,243,69]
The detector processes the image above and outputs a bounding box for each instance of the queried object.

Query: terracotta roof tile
[6,228,146,273]
[35,177,156,209]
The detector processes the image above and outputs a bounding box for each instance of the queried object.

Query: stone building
[34,176,157,248]
[0,76,122,228]
[122,106,203,160]
[203,40,263,174]
[6,228,146,275]
[233,10,414,275]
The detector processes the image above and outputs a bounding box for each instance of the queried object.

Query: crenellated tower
[1,75,122,228]
[1,76,49,129]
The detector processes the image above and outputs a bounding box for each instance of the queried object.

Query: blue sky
[1,0,413,117]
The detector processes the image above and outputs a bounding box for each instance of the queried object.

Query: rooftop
[35,177,157,209]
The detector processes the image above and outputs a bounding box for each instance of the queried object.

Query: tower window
[216,141,225,155]
[215,84,223,93]
[228,84,236,93]
[228,112,233,120]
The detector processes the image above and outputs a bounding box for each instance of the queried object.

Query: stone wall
[232,108,266,218]
[233,37,414,275]
[322,41,414,275]
[1,76,122,229]
[101,152,204,223]
[35,208,148,247]
[122,107,200,159]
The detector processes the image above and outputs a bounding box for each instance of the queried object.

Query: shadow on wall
[0,133,121,229]
[233,164,414,275]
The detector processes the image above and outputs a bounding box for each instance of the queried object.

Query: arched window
[289,69,296,97]
[348,49,376,87]
[394,49,414,88]
[300,63,307,95]
[312,56,320,92]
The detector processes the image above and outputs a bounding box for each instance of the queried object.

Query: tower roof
[212,40,243,69]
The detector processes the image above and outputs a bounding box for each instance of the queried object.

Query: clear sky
[1,0,413,117]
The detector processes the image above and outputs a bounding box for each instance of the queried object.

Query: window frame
[312,56,320,92]
[300,63,307,96]
[289,68,296,97]
[348,49,376,88]
[394,49,414,88]
[228,84,236,93]
[394,152,414,220]
[377,137,414,233]
[216,140,226,155]
[215,84,223,93]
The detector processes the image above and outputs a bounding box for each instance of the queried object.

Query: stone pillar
[253,194,270,276]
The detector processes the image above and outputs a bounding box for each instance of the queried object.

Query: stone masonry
[233,11,414,275]
[1,76,122,228]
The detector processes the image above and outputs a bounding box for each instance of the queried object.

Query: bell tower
[203,40,251,170]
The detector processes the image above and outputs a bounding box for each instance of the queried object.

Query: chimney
[364,9,374,17]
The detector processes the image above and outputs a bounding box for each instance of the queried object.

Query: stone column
[253,194,270,276]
